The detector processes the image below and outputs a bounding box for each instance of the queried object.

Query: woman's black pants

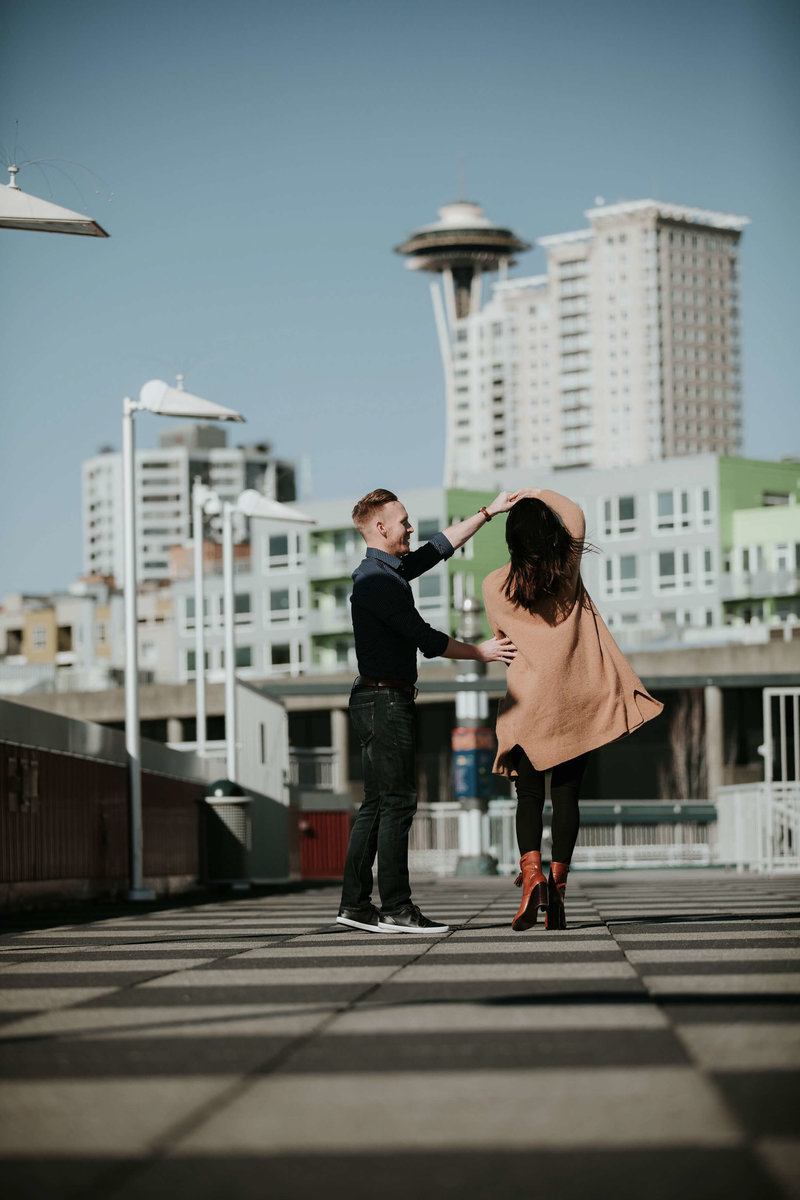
[514,750,588,864]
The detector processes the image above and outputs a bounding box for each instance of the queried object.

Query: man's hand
[476,635,517,664]
[485,491,516,518]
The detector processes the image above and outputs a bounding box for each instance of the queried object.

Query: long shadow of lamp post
[123,380,244,901]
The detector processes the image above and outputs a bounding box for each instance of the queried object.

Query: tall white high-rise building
[82,424,296,585]
[397,198,748,483]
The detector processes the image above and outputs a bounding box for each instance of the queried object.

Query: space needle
[395,199,530,483]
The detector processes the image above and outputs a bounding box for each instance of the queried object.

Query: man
[337,488,517,934]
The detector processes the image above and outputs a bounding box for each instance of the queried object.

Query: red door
[298,811,351,879]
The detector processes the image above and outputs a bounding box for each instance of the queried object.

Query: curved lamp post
[123,380,244,900]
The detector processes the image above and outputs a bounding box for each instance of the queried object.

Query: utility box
[202,779,252,885]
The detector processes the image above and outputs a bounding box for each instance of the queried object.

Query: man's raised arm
[442,491,515,551]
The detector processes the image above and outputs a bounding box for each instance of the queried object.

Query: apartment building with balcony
[718,458,800,627]
[422,199,747,483]
[82,423,296,586]
[171,520,311,685]
[460,455,800,646]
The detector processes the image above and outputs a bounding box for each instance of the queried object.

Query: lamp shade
[0,183,109,237]
[237,489,316,524]
[139,380,245,422]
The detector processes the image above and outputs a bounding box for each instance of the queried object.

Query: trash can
[203,779,252,887]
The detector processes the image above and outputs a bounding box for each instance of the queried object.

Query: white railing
[716,782,800,872]
[410,799,718,876]
[289,748,339,791]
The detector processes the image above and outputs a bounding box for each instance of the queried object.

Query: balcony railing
[719,569,799,601]
[408,799,718,876]
[289,748,338,791]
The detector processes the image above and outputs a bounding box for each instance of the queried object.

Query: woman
[482,489,663,931]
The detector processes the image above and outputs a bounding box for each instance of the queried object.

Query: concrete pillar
[704,684,724,801]
[331,707,350,794]
[166,716,184,745]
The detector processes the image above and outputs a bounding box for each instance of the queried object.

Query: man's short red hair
[352,488,398,536]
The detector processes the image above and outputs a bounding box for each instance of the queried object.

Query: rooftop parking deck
[1,870,799,1200]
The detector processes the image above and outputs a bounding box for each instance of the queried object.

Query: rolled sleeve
[429,531,454,559]
[400,533,454,582]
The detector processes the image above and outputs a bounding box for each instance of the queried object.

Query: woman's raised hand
[476,636,517,664]
[506,487,543,503]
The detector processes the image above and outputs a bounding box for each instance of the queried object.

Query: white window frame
[655,548,694,593]
[601,494,638,538]
[603,553,640,597]
[653,488,692,533]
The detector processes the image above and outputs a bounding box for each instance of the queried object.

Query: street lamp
[123,379,244,900]
[189,484,315,780]
[0,165,110,236]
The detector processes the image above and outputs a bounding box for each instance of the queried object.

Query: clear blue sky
[1,0,797,596]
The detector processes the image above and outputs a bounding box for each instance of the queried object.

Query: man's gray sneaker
[336,903,382,933]
[378,903,450,934]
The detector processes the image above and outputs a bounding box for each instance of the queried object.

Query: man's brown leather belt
[353,675,418,698]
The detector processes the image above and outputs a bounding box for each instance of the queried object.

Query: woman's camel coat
[482,490,663,775]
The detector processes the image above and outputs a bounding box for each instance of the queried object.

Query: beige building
[430,199,747,482]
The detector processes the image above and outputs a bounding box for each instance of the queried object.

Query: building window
[655,489,691,532]
[702,548,715,588]
[269,534,289,563]
[701,487,714,526]
[417,519,441,541]
[185,649,210,674]
[604,554,639,596]
[419,575,442,598]
[234,593,252,623]
[271,643,291,666]
[32,625,47,649]
[96,621,107,645]
[657,550,693,591]
[602,495,637,537]
[270,588,291,620]
[235,645,252,668]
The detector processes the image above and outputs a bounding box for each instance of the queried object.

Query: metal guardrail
[410,798,718,876]
[716,783,800,873]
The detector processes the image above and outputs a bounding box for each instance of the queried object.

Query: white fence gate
[717,687,800,873]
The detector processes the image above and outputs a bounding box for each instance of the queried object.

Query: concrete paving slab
[626,948,800,962]
[644,973,800,994]
[617,932,800,943]
[756,1139,800,1200]
[174,1067,742,1152]
[0,987,117,1012]
[676,1024,800,1069]
[0,958,215,974]
[98,1147,786,1200]
[327,1001,670,1033]
[137,965,400,987]
[0,1003,337,1039]
[390,960,638,981]
[0,1078,235,1154]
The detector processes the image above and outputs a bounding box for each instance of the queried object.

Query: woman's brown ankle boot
[545,861,569,931]
[511,851,549,931]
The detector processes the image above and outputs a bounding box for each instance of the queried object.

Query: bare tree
[658,689,707,800]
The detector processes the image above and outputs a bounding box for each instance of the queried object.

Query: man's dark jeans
[340,687,417,914]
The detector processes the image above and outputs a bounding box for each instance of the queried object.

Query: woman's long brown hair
[503,497,591,614]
